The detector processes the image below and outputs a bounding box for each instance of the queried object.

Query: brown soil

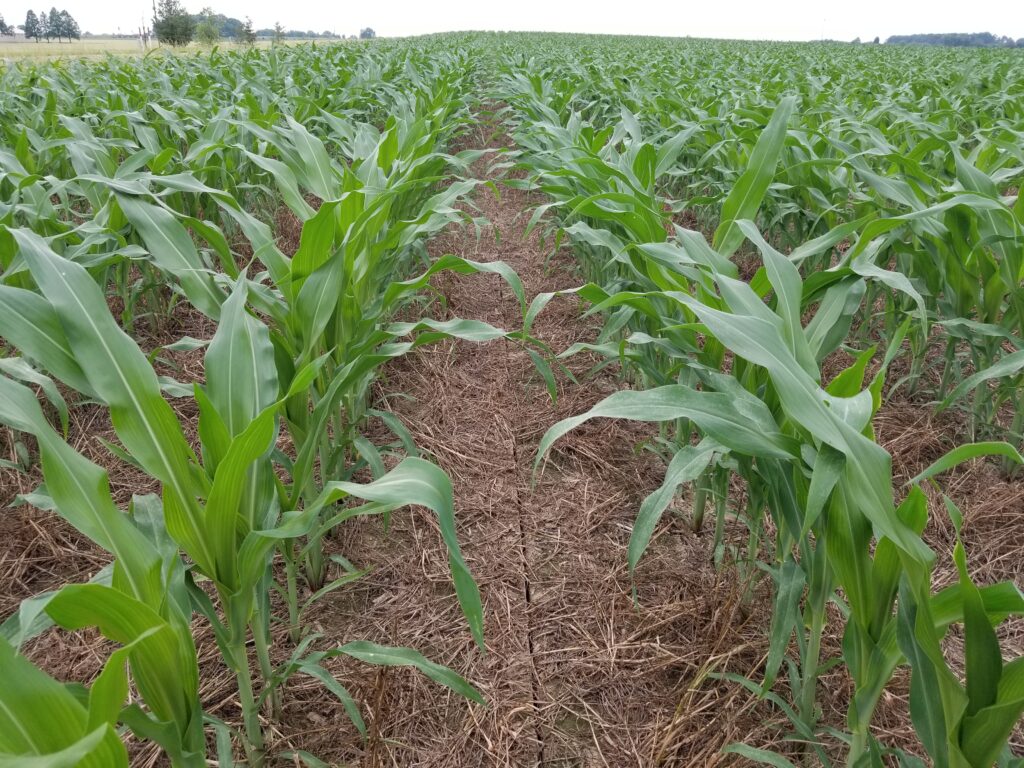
[2,116,1023,768]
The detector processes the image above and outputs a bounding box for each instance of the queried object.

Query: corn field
[0,33,1022,767]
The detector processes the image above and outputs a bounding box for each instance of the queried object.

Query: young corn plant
[0,635,139,767]
[517,83,1024,766]
[533,224,1024,764]
[56,102,529,600]
[498,35,1024,458]
[0,229,486,766]
[0,40,483,332]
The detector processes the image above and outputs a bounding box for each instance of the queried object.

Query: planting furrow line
[313,135,548,766]
[318,121,778,766]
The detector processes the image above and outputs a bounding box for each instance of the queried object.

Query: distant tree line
[6,2,366,45]
[255,27,342,40]
[885,32,1024,48]
[2,8,81,41]
[153,0,349,46]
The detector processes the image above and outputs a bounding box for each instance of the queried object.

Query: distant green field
[0,36,342,60]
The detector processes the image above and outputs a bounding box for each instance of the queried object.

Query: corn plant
[514,76,1024,763]
[497,35,1024,462]
[0,40,483,331]
[0,635,134,766]
[0,229,487,766]
[0,46,526,601]
[532,223,1024,763]
[90,157,527,602]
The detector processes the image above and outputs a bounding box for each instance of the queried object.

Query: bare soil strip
[294,125,780,767]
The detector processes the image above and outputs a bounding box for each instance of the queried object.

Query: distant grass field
[0,36,344,60]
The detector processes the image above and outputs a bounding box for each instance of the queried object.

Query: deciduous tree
[153,0,195,46]
[235,16,255,45]
[62,10,80,40]
[23,9,39,41]
[47,6,60,41]
[195,7,219,45]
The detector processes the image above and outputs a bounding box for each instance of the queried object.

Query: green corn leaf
[0,375,162,604]
[763,558,807,692]
[387,317,510,345]
[628,438,718,575]
[338,641,484,706]
[10,228,216,577]
[931,581,1024,633]
[319,459,483,649]
[0,357,69,436]
[713,96,796,258]
[960,658,1024,768]
[802,444,844,537]
[804,279,868,363]
[284,116,340,201]
[296,661,366,736]
[536,386,797,471]
[115,195,224,320]
[1,564,113,649]
[46,584,200,733]
[290,200,341,287]
[383,254,527,315]
[0,284,95,398]
[241,148,317,220]
[205,280,279,436]
[721,743,799,767]
[735,219,817,376]
[909,442,1024,485]
[0,729,122,768]
[278,751,329,768]
[204,405,278,590]
[0,637,127,767]
[87,628,160,730]
[243,458,484,648]
[194,384,231,477]
[294,251,345,360]
[526,347,559,402]
[937,350,1024,413]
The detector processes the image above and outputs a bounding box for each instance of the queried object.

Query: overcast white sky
[3,0,1022,40]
